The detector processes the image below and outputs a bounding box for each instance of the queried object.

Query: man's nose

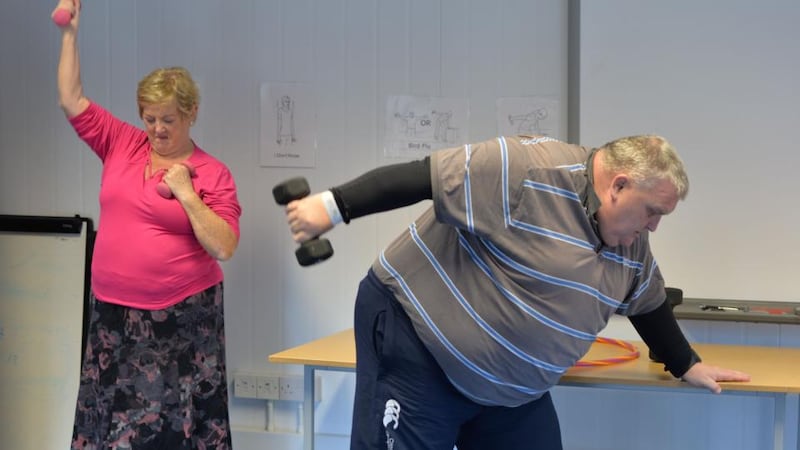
[646,216,662,232]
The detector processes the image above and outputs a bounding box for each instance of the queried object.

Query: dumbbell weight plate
[296,238,334,266]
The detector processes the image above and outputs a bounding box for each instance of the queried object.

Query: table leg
[775,393,785,450]
[793,393,800,450]
[774,393,800,450]
[304,365,315,450]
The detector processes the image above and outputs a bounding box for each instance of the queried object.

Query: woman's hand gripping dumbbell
[273,177,334,266]
[157,162,197,199]
[51,0,76,27]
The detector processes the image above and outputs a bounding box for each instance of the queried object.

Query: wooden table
[270,329,800,450]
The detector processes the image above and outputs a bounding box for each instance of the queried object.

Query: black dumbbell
[273,177,334,266]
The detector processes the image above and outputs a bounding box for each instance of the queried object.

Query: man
[282,134,750,450]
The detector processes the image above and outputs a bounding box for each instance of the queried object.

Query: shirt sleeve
[68,101,144,163]
[431,138,510,236]
[330,157,432,223]
[200,164,242,238]
[629,299,702,378]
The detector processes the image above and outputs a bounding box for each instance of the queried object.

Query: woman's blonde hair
[600,135,689,200]
[136,67,199,119]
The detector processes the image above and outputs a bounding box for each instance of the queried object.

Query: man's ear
[610,174,629,199]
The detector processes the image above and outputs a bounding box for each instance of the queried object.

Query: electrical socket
[256,374,280,400]
[233,372,321,402]
[233,374,258,398]
[279,375,304,401]
[278,374,322,402]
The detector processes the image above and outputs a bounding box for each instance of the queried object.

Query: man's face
[596,175,679,247]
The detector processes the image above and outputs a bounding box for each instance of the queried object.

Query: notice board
[0,215,94,449]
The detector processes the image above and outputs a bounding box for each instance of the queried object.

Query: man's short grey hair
[600,135,689,200]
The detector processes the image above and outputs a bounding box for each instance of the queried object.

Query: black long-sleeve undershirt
[329,157,432,223]
[629,299,701,378]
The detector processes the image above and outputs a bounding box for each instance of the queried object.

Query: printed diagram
[433,110,455,142]
[393,110,457,143]
[385,95,469,159]
[393,111,419,137]
[508,108,549,135]
[276,95,296,146]
[496,97,561,139]
[260,83,316,168]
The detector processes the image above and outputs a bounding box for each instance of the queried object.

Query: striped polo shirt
[371,135,666,407]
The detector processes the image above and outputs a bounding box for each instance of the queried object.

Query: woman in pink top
[55,1,241,448]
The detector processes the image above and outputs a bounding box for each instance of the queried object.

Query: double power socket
[233,373,321,402]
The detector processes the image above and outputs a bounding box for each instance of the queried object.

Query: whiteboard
[579,1,800,302]
[0,216,92,450]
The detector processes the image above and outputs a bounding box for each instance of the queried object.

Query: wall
[578,0,800,302]
[3,1,798,449]
[574,3,800,442]
[1,1,566,449]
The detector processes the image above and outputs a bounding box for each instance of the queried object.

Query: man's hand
[681,362,751,394]
[285,193,333,243]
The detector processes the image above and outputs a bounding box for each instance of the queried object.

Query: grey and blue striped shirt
[372,135,665,407]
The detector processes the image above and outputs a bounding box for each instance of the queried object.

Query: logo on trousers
[383,399,401,450]
[383,399,401,429]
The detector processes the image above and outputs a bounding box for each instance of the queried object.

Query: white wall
[2,1,798,449]
[1,1,566,449]
[579,0,800,303]
[576,3,800,447]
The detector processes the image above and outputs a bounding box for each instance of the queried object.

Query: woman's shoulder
[187,147,236,179]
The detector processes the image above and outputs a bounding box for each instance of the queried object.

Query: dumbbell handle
[273,177,334,266]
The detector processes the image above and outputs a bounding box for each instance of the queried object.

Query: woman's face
[141,99,195,157]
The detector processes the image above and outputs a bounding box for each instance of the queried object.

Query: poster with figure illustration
[496,96,562,139]
[384,95,469,159]
[260,83,317,167]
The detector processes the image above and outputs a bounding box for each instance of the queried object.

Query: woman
[55,1,241,448]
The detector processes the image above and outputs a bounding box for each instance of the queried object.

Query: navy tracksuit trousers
[350,270,563,450]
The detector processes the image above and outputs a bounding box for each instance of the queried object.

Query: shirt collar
[580,148,605,249]
[582,148,602,216]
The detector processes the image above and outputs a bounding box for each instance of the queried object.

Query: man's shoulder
[505,135,588,167]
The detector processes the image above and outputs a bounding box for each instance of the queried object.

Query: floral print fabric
[71,283,231,449]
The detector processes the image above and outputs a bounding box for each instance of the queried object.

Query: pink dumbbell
[52,8,72,27]
[52,0,75,27]
[156,162,196,199]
